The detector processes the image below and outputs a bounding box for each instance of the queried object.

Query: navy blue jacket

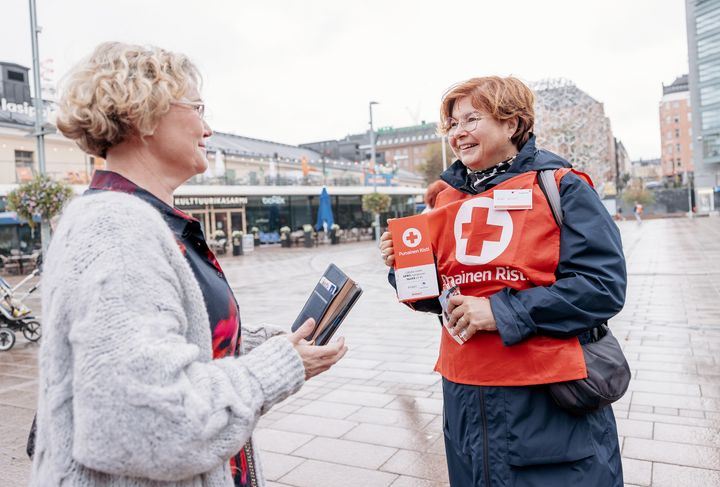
[391,135,627,346]
[390,136,625,486]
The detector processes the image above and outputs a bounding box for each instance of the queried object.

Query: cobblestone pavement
[0,217,718,486]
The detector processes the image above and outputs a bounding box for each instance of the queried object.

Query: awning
[0,212,42,226]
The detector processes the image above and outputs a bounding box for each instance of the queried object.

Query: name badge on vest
[493,189,533,210]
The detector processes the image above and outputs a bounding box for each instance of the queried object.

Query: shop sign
[262,195,286,205]
[0,98,54,118]
[175,196,248,207]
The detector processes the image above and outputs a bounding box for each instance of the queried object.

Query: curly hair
[438,76,535,149]
[56,42,201,158]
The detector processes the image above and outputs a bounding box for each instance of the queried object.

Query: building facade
[659,75,694,182]
[686,0,720,211]
[631,158,663,182]
[374,122,443,174]
[301,122,444,181]
[532,79,618,196]
[0,61,424,252]
[203,132,423,189]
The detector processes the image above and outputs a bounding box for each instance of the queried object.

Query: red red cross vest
[425,169,590,386]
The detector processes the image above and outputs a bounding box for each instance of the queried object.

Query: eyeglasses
[171,100,205,119]
[445,113,483,136]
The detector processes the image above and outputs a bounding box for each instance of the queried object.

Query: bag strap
[538,169,610,341]
[537,169,562,227]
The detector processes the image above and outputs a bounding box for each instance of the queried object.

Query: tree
[362,192,392,240]
[621,179,655,206]
[419,141,453,184]
[617,172,631,191]
[362,192,391,215]
[7,175,74,232]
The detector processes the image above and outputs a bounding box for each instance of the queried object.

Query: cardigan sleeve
[241,323,287,354]
[490,172,627,346]
[57,197,305,481]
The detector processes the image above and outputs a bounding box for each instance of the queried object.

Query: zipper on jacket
[480,389,491,487]
[244,440,258,487]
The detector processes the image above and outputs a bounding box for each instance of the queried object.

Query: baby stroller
[0,267,41,351]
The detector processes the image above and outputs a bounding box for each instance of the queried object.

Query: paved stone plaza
[0,217,719,486]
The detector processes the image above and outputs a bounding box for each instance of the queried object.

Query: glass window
[7,70,24,82]
[697,32,720,58]
[14,150,33,165]
[699,61,720,83]
[703,133,720,159]
[696,7,720,36]
[701,107,720,131]
[701,84,720,106]
[14,150,35,182]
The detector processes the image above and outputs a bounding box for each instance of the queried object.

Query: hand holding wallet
[291,264,362,345]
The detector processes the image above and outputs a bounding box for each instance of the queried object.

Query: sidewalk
[0,217,718,486]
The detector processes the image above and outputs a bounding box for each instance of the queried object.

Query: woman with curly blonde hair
[31,42,347,487]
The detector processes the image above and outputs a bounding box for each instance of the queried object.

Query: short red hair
[439,76,535,149]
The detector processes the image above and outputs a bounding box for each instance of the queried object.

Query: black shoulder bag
[537,170,631,416]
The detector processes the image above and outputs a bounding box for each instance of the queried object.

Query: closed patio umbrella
[315,187,334,232]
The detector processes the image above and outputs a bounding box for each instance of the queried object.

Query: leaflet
[388,214,439,302]
[438,286,466,345]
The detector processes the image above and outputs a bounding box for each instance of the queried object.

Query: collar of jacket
[85,170,202,239]
[439,134,572,195]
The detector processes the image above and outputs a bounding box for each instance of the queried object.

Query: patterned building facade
[532,79,617,196]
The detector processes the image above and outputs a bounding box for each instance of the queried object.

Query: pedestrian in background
[380,76,626,486]
[31,42,346,487]
[422,179,451,212]
[634,201,644,224]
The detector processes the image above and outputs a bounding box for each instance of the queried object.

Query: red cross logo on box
[454,197,513,265]
[402,227,422,248]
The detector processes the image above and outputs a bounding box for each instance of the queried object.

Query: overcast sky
[2,0,689,160]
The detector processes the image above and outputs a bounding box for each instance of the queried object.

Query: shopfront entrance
[174,195,247,237]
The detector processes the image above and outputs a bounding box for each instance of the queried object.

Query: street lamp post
[687,171,694,218]
[28,0,50,256]
[369,101,380,240]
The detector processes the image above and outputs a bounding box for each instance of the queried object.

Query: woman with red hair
[380,76,625,487]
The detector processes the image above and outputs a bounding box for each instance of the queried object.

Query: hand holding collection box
[387,214,439,302]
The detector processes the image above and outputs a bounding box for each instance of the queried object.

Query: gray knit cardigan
[30,191,305,486]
